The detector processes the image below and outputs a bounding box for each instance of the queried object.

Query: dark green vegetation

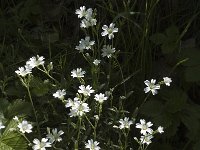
[0,0,200,149]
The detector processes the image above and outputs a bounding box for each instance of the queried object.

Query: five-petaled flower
[46,128,64,143]
[136,119,153,135]
[32,138,52,150]
[78,85,95,97]
[144,79,160,95]
[119,117,133,129]
[94,93,108,103]
[101,45,116,58]
[17,120,33,134]
[53,89,66,100]
[101,23,118,39]
[85,139,101,150]
[71,68,86,78]
[163,77,172,86]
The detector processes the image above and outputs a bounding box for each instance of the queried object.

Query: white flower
[93,59,101,66]
[53,89,66,100]
[26,55,45,68]
[0,122,5,130]
[136,119,153,135]
[71,68,86,78]
[46,128,64,143]
[163,77,172,86]
[82,36,95,50]
[75,43,85,52]
[75,6,87,18]
[76,37,95,52]
[157,126,164,134]
[144,79,160,95]
[32,138,51,150]
[78,85,95,97]
[65,97,79,108]
[85,139,101,150]
[101,45,116,58]
[94,93,108,103]
[101,23,118,39]
[15,64,32,77]
[17,120,33,133]
[140,134,153,145]
[119,117,133,129]
[69,100,90,117]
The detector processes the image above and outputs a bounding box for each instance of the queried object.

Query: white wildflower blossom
[53,89,66,100]
[119,117,133,129]
[144,79,160,95]
[15,64,32,77]
[69,100,90,117]
[32,138,51,150]
[94,93,108,103]
[17,120,33,134]
[136,119,153,135]
[71,68,86,78]
[76,37,95,52]
[75,6,87,18]
[78,85,95,97]
[157,126,164,134]
[163,77,172,86]
[85,139,101,150]
[65,97,79,108]
[101,45,116,58]
[140,134,153,145]
[46,128,64,143]
[101,23,118,39]
[93,59,101,66]
[26,55,45,68]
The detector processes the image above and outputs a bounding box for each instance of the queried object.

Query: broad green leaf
[163,88,187,113]
[30,77,49,96]
[4,99,32,119]
[0,120,27,150]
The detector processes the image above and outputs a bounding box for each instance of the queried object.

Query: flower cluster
[15,55,45,77]
[144,77,172,95]
[75,6,97,28]
[76,36,95,52]
[134,119,164,146]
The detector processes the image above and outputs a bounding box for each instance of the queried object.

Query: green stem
[26,86,41,138]
[75,118,82,150]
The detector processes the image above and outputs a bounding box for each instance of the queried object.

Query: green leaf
[150,33,167,45]
[0,120,27,150]
[163,88,187,113]
[30,77,50,97]
[0,98,10,113]
[4,100,32,119]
